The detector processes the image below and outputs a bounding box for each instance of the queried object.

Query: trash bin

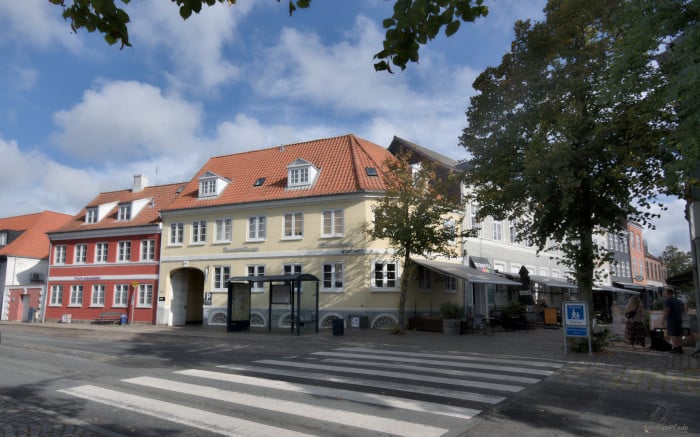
[120,314,127,325]
[332,318,344,336]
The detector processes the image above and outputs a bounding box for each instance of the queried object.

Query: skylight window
[254,177,266,187]
[366,167,378,176]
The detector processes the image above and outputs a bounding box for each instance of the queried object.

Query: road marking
[58,385,315,437]
[176,368,480,420]
[320,358,542,384]
[252,359,525,392]
[311,351,555,376]
[218,363,505,404]
[124,376,450,437]
[335,347,564,369]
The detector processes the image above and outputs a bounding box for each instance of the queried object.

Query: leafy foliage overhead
[48,0,489,72]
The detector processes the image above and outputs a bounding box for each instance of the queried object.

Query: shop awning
[411,258,521,286]
[594,285,640,295]
[529,275,578,289]
[613,281,645,291]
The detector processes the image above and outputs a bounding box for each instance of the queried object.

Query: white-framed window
[74,244,87,264]
[283,263,302,276]
[322,209,343,237]
[372,261,398,289]
[55,245,67,265]
[444,218,456,244]
[95,242,108,263]
[0,231,7,245]
[69,285,83,306]
[50,285,63,306]
[289,167,309,186]
[214,266,230,290]
[493,221,502,241]
[117,241,131,262]
[138,284,153,307]
[114,284,129,307]
[418,266,431,289]
[247,265,265,291]
[215,218,232,242]
[192,220,207,244]
[170,222,184,245]
[91,284,105,306]
[141,239,156,261]
[247,216,266,241]
[85,208,98,224]
[444,276,457,293]
[470,203,481,237]
[199,178,217,197]
[283,212,303,239]
[118,203,131,221]
[511,263,522,274]
[552,269,561,278]
[539,267,549,276]
[322,262,344,292]
[509,221,518,243]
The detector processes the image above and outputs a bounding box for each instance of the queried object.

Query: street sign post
[563,301,592,355]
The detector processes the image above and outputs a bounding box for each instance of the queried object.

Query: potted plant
[440,301,464,335]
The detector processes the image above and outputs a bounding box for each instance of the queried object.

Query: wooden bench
[95,311,123,324]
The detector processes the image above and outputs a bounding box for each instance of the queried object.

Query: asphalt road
[1,323,699,436]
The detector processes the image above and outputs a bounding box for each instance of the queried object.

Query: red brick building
[45,176,184,324]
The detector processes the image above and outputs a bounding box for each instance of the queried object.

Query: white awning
[529,275,578,290]
[411,258,521,286]
[594,285,640,295]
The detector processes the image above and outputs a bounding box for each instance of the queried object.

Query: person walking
[624,295,647,350]
[662,287,685,353]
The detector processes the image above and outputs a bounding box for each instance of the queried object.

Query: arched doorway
[170,268,204,326]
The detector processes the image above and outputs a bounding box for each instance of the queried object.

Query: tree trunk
[575,225,595,320]
[397,253,411,332]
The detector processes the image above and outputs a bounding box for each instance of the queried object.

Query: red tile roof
[51,182,186,234]
[164,134,395,212]
[0,211,73,259]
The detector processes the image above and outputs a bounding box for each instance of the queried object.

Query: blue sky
[0,0,689,255]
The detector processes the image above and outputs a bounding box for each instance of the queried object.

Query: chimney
[133,174,149,192]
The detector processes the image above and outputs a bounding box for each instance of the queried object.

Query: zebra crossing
[58,347,564,436]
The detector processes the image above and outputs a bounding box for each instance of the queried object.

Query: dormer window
[85,208,98,224]
[287,159,319,189]
[198,171,229,199]
[118,203,131,221]
[0,231,6,246]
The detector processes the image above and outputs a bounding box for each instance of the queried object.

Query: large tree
[661,245,693,278]
[369,153,462,333]
[49,0,489,72]
[460,0,671,310]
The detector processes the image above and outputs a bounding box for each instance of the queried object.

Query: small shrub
[569,328,611,352]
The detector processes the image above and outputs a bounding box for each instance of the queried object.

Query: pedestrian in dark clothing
[662,287,684,353]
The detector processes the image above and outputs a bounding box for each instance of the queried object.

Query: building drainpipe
[42,241,53,324]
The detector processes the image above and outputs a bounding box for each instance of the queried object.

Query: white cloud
[646,196,692,254]
[52,81,204,162]
[0,2,83,52]
[129,1,253,94]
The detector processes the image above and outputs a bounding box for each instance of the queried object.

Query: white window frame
[322,262,344,292]
[283,212,303,239]
[85,208,98,224]
[95,242,108,263]
[470,203,481,237]
[493,221,502,241]
[215,218,232,243]
[118,203,131,221]
[55,245,67,265]
[371,260,399,290]
[214,265,230,290]
[322,209,344,237]
[141,239,156,261]
[444,276,457,293]
[192,220,207,244]
[74,244,87,264]
[170,222,184,245]
[247,265,265,291]
[247,216,266,242]
[69,285,83,307]
[289,167,309,186]
[117,241,131,262]
[114,284,129,307]
[49,285,63,306]
[199,178,217,197]
[0,231,7,245]
[137,284,153,307]
[91,284,105,307]
[283,263,302,276]
[418,266,432,290]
